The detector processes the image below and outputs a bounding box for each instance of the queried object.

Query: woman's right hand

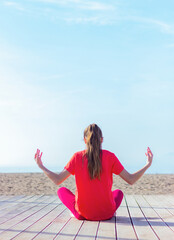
[34,149,43,169]
[145,147,153,167]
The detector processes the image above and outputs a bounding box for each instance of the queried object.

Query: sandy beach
[0,173,173,195]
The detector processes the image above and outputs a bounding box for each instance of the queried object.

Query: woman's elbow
[128,174,135,185]
[54,176,61,185]
[119,170,135,185]
[56,179,61,185]
[129,180,134,185]
[56,177,65,185]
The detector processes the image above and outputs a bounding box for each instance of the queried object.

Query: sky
[0,0,174,173]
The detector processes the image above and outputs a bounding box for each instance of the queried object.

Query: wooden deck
[0,195,173,240]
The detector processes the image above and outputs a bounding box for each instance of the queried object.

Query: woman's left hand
[34,149,43,169]
[145,147,153,167]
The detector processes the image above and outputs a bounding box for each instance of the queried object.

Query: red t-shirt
[64,149,124,220]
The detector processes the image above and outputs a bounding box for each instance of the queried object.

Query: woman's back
[65,149,124,220]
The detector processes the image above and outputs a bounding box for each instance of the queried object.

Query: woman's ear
[101,137,103,143]
[84,138,87,144]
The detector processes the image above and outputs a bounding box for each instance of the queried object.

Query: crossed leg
[57,187,86,220]
[57,187,123,220]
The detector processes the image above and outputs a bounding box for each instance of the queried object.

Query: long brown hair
[84,123,103,180]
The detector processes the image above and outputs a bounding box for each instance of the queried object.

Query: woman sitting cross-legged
[34,123,153,221]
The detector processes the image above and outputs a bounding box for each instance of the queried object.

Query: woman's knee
[118,189,124,199]
[113,189,123,196]
[112,189,124,205]
[57,187,68,199]
[57,187,75,203]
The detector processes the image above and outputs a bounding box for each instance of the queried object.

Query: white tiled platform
[0,194,173,240]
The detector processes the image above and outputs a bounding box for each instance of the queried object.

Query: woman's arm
[119,147,153,185]
[34,149,71,185]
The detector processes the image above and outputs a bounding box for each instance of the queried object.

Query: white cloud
[150,19,174,34]
[37,0,115,11]
[65,16,113,25]
[3,0,116,25]
[75,0,115,11]
[3,1,25,11]
[127,16,174,34]
[3,0,174,33]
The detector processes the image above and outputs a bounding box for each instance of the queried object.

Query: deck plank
[12,201,65,239]
[96,217,116,240]
[152,195,174,216]
[116,196,137,240]
[0,196,57,239]
[153,195,174,214]
[34,208,72,240]
[54,217,84,240]
[0,195,173,240]
[0,196,26,209]
[144,195,174,232]
[0,195,53,226]
[135,195,174,239]
[163,195,174,206]
[75,220,99,240]
[0,196,23,202]
[0,196,36,217]
[126,195,158,239]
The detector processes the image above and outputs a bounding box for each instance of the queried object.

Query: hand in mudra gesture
[34,149,43,168]
[145,147,153,167]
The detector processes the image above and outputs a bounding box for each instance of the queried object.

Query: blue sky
[0,0,174,173]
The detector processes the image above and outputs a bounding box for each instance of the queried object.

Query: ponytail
[84,124,103,179]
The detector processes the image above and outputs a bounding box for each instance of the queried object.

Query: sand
[0,173,173,195]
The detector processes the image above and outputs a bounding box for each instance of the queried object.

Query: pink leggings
[57,187,123,220]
